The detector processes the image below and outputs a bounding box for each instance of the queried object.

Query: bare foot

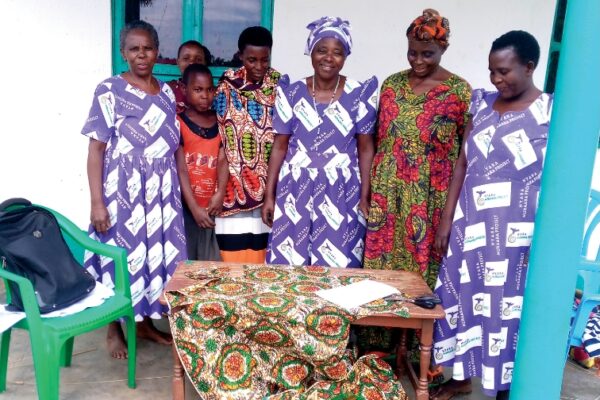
[429,378,472,400]
[107,321,128,359]
[595,358,600,377]
[136,318,172,345]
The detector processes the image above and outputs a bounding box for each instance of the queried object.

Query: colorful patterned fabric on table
[81,75,188,321]
[267,77,379,268]
[432,89,553,396]
[165,263,409,399]
[364,70,471,289]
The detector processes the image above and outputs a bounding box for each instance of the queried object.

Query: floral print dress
[364,70,470,289]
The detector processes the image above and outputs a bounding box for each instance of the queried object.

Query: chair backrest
[577,189,600,291]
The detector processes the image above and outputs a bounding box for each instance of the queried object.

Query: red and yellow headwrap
[406,9,450,49]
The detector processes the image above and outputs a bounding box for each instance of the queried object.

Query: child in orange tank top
[175,64,229,260]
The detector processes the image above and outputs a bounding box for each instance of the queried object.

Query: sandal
[429,379,472,400]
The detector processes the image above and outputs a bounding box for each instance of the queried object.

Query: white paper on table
[315,279,400,311]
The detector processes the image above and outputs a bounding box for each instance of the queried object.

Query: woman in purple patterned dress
[430,31,552,400]
[82,20,187,359]
[262,17,378,268]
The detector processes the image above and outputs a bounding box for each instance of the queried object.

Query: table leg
[172,343,185,400]
[416,321,434,400]
[396,328,408,375]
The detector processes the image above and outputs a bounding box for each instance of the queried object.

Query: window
[112,0,274,82]
[545,0,567,93]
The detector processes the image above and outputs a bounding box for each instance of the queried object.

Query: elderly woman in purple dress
[262,17,378,268]
[430,31,553,400]
[83,20,187,359]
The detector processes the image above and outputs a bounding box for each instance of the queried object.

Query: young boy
[168,40,211,113]
[175,63,228,260]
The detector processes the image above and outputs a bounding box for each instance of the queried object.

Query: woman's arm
[357,134,375,218]
[433,120,473,256]
[261,134,290,227]
[207,146,229,216]
[87,138,110,233]
[175,146,214,228]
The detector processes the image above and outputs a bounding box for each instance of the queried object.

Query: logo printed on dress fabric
[482,365,495,390]
[125,84,148,100]
[145,173,160,204]
[114,136,134,156]
[293,98,321,132]
[356,101,368,122]
[473,126,496,157]
[502,129,537,170]
[433,336,457,363]
[125,204,146,236]
[472,182,512,211]
[472,292,492,317]
[98,91,116,127]
[147,242,164,273]
[351,239,364,261]
[277,236,305,265]
[146,204,162,238]
[506,222,534,247]
[127,242,147,274]
[501,362,514,384]
[455,325,482,355]
[163,240,179,265]
[144,137,170,158]
[275,86,293,123]
[106,200,118,227]
[127,170,142,202]
[317,239,348,267]
[284,194,302,224]
[104,169,120,198]
[463,222,487,252]
[452,362,465,381]
[161,172,172,201]
[501,296,523,320]
[130,276,146,306]
[139,103,166,136]
[326,100,352,136]
[445,304,460,328]
[453,201,464,222]
[318,195,345,231]
[459,260,470,283]
[488,328,508,357]
[162,203,177,231]
[484,259,508,286]
[344,79,361,93]
[148,275,164,303]
[530,94,551,125]
[288,150,312,169]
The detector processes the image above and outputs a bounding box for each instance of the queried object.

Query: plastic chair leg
[572,301,598,344]
[0,329,11,392]
[60,337,74,367]
[125,315,137,389]
[32,340,61,400]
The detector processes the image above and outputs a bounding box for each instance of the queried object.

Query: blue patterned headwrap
[304,17,353,56]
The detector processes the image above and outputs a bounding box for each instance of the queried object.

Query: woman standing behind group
[364,9,471,288]
[263,17,378,268]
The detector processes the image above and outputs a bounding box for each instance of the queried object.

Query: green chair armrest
[0,267,43,327]
[39,206,132,300]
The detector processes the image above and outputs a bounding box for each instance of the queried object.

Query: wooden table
[162,262,445,400]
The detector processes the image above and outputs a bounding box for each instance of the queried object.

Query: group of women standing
[82,8,552,400]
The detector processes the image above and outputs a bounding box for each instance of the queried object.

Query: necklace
[311,75,341,123]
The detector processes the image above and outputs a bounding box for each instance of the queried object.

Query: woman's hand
[261,196,275,228]
[433,217,452,257]
[207,192,224,216]
[91,203,111,233]
[191,204,215,229]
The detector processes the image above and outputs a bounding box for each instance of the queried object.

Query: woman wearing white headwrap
[262,17,378,268]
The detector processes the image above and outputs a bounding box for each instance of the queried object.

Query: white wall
[272,0,556,90]
[0,0,112,226]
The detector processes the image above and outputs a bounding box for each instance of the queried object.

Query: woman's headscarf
[406,9,450,49]
[304,17,353,56]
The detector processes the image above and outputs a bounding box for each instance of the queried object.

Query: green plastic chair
[0,204,136,399]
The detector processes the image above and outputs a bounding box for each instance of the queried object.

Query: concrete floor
[3,324,600,400]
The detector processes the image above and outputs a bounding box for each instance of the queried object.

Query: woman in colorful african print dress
[83,21,187,359]
[430,31,552,400]
[364,9,470,288]
[214,26,289,263]
[262,17,377,268]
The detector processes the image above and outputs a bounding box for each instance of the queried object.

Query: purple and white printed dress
[81,75,187,321]
[432,89,553,395]
[267,77,378,268]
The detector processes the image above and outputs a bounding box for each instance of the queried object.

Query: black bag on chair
[0,198,96,313]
